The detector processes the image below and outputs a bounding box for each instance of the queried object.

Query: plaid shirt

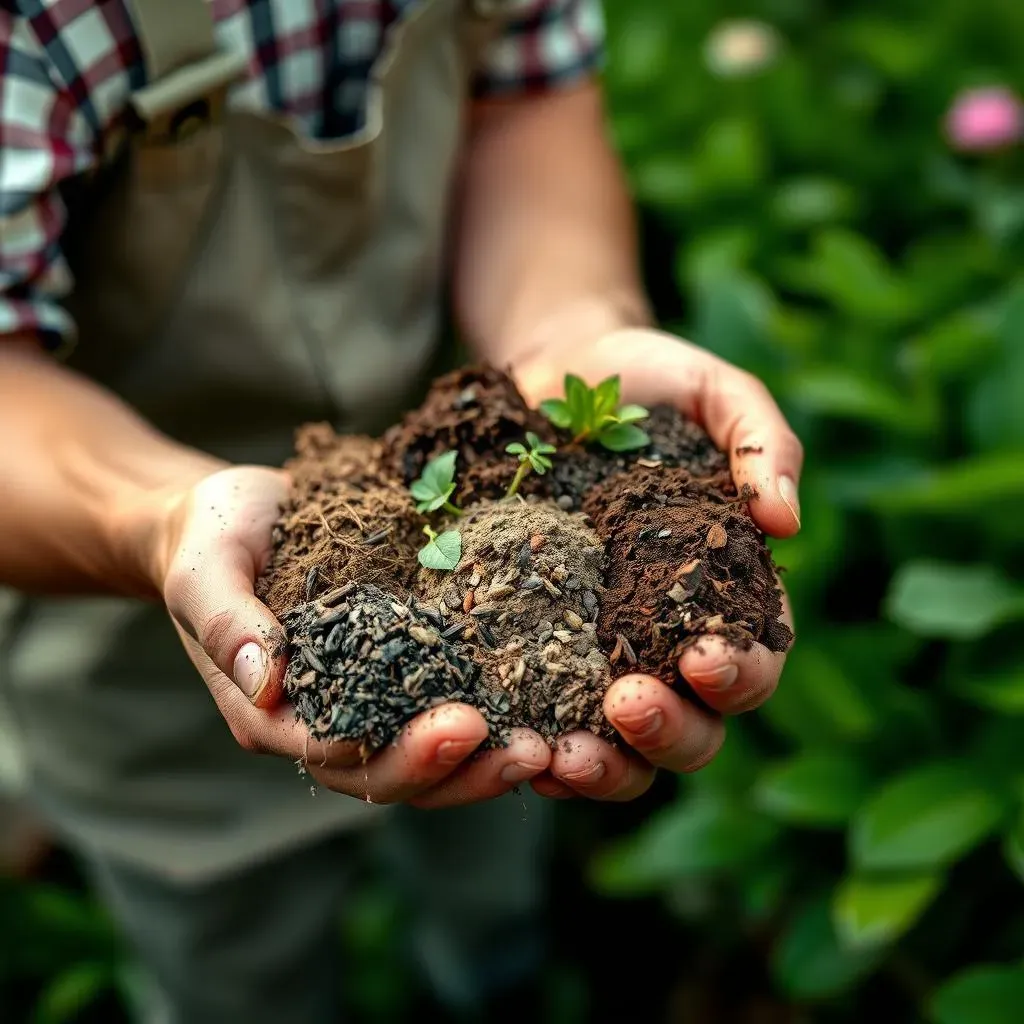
[0,0,604,349]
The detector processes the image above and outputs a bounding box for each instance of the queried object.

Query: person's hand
[514,327,802,801]
[154,466,551,808]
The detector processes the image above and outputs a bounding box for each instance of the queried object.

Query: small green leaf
[415,486,454,514]
[851,763,1006,871]
[886,562,1024,640]
[593,376,622,420]
[929,965,1024,1024]
[535,441,557,455]
[418,530,462,572]
[833,872,942,950]
[754,753,871,828]
[527,453,548,474]
[564,374,592,433]
[536,454,553,470]
[952,670,1024,714]
[525,431,542,448]
[539,398,573,430]
[420,450,457,494]
[505,442,527,456]
[599,423,650,452]
[409,479,437,502]
[772,897,881,1000]
[616,403,649,423]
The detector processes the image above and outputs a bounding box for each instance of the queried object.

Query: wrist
[501,292,653,405]
[85,445,226,600]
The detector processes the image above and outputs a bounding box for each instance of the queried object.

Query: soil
[258,365,792,757]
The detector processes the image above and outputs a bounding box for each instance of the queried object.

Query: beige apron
[0,0,515,882]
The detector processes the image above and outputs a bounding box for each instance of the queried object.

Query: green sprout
[505,432,557,498]
[539,374,650,452]
[410,450,462,516]
[418,525,462,572]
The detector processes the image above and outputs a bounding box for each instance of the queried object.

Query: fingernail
[563,761,606,784]
[233,642,268,700]
[617,707,663,739]
[436,739,480,765]
[689,664,738,691]
[501,762,543,783]
[779,475,801,529]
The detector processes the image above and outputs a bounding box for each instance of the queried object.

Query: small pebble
[563,609,584,630]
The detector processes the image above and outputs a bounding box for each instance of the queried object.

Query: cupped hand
[514,327,802,801]
[156,466,550,807]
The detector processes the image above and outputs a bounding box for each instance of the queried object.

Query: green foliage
[505,431,557,496]
[409,450,461,516]
[539,374,650,451]
[587,0,1024,1017]
[416,525,461,572]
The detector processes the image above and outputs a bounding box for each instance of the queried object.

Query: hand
[514,327,802,801]
[155,467,551,808]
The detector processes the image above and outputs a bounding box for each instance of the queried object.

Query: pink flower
[945,87,1024,152]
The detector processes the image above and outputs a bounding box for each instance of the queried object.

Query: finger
[409,728,551,809]
[164,470,291,710]
[678,587,794,715]
[586,332,803,538]
[530,775,577,800]
[604,675,725,774]
[311,703,489,804]
[678,636,785,715]
[549,731,656,802]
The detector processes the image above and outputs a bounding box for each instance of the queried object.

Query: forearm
[452,80,652,396]
[0,338,222,597]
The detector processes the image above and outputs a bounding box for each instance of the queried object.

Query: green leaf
[1003,811,1024,884]
[420,450,456,494]
[599,423,650,452]
[539,398,573,430]
[417,530,462,572]
[851,763,1005,872]
[869,453,1024,513]
[527,453,548,474]
[771,177,858,229]
[788,368,934,436]
[593,376,621,421]
[833,872,942,950]
[886,562,1024,640]
[616,403,649,423]
[525,431,542,449]
[564,374,592,433]
[929,965,1024,1024]
[409,479,437,502]
[415,490,452,514]
[33,962,112,1024]
[590,795,779,894]
[953,670,1024,715]
[772,898,881,1000]
[505,442,527,456]
[754,753,871,828]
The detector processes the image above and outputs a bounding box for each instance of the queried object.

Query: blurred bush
[591,0,1024,1019]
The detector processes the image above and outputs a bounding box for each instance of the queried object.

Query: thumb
[165,535,288,710]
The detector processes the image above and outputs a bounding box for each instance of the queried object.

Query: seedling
[410,450,462,516]
[506,432,557,497]
[418,525,462,572]
[540,374,650,452]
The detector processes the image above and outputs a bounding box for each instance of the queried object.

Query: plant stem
[442,501,463,517]
[505,461,531,498]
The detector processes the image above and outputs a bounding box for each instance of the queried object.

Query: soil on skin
[259,365,793,757]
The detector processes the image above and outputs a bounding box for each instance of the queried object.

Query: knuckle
[197,608,239,663]
[679,728,726,774]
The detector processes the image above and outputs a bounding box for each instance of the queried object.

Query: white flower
[704,19,781,78]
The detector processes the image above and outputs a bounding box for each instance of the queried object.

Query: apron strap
[125,0,247,136]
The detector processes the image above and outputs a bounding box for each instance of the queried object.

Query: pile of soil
[258,366,792,757]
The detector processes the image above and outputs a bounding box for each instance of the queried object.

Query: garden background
[2,0,1024,1020]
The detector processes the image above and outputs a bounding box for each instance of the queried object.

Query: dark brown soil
[583,467,792,684]
[258,365,792,758]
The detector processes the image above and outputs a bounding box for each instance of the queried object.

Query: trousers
[83,791,550,1024]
